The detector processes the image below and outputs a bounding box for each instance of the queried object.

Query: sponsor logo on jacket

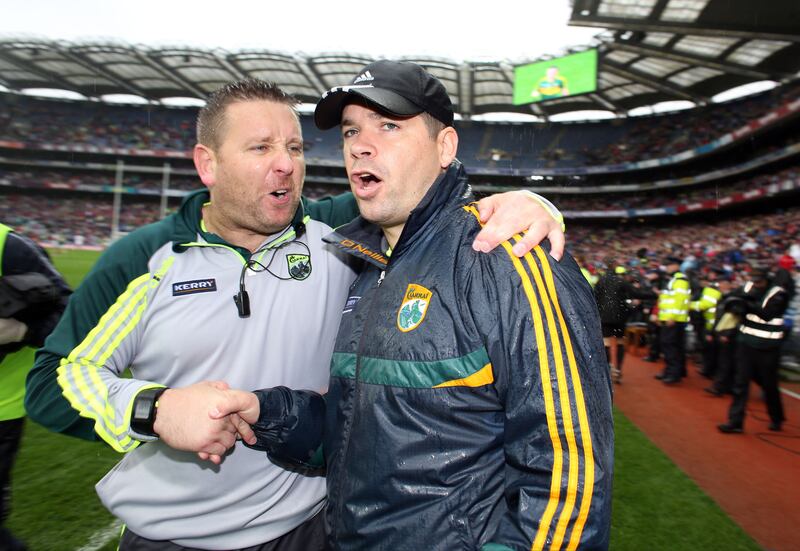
[286,253,312,280]
[397,284,433,332]
[338,239,388,265]
[172,278,217,296]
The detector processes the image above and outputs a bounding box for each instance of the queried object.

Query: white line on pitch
[75,519,122,551]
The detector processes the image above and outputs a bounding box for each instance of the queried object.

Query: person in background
[656,256,691,384]
[691,270,723,378]
[0,223,71,551]
[643,268,664,363]
[718,267,792,433]
[704,274,739,396]
[594,261,655,384]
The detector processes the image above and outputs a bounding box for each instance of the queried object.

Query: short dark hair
[197,78,300,149]
[420,112,446,140]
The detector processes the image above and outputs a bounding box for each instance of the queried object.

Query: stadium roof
[569,0,800,113]
[0,0,797,119]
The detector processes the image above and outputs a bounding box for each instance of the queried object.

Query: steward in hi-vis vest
[719,268,792,434]
[657,257,691,383]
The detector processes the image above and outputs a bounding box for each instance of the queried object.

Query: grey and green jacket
[25,189,359,549]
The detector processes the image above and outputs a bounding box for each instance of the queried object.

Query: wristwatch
[130,387,169,438]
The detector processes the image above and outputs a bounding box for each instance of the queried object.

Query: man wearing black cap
[656,256,691,384]
[226,60,613,551]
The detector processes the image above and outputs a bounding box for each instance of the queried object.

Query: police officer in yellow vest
[691,271,724,378]
[656,256,691,384]
[0,223,70,551]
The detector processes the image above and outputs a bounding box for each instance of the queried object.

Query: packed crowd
[2,161,796,213]
[580,84,799,166]
[3,184,797,278]
[0,96,195,151]
[0,193,168,247]
[570,208,800,285]
[1,82,795,169]
[552,165,800,212]
[0,168,200,192]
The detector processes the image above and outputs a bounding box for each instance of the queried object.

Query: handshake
[151,381,325,467]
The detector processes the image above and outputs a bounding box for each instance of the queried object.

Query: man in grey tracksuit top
[26,80,363,550]
[27,195,359,548]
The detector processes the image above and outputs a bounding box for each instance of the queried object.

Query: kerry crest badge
[286,253,311,280]
[397,284,433,332]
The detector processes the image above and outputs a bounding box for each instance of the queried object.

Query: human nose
[348,131,376,159]
[272,147,295,175]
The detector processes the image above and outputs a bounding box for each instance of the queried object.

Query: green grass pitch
[5,249,760,550]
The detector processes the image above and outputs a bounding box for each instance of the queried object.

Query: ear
[437,127,458,169]
[193,144,217,188]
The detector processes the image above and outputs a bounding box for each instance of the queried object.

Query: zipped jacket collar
[324,161,471,267]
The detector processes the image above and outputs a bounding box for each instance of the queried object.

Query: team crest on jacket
[397,284,433,332]
[286,253,311,280]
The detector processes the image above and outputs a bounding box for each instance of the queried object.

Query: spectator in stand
[2,81,797,169]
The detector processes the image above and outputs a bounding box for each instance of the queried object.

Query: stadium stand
[1,85,797,170]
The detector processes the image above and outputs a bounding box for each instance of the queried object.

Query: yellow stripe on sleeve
[56,256,174,452]
[532,247,596,551]
[518,249,581,551]
[463,205,567,550]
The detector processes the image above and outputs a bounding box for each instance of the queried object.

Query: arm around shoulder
[302,193,360,229]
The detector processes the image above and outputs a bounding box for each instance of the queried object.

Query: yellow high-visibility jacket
[658,272,691,322]
[691,285,722,330]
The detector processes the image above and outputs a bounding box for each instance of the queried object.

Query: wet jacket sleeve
[25,236,171,449]
[244,386,326,471]
[302,194,360,229]
[302,191,565,233]
[464,240,613,551]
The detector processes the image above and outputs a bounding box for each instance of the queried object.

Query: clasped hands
[152,381,261,465]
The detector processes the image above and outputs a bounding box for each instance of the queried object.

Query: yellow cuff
[522,191,566,232]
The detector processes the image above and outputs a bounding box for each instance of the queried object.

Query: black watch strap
[130,387,168,438]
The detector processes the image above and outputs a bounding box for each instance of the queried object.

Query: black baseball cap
[314,60,454,130]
